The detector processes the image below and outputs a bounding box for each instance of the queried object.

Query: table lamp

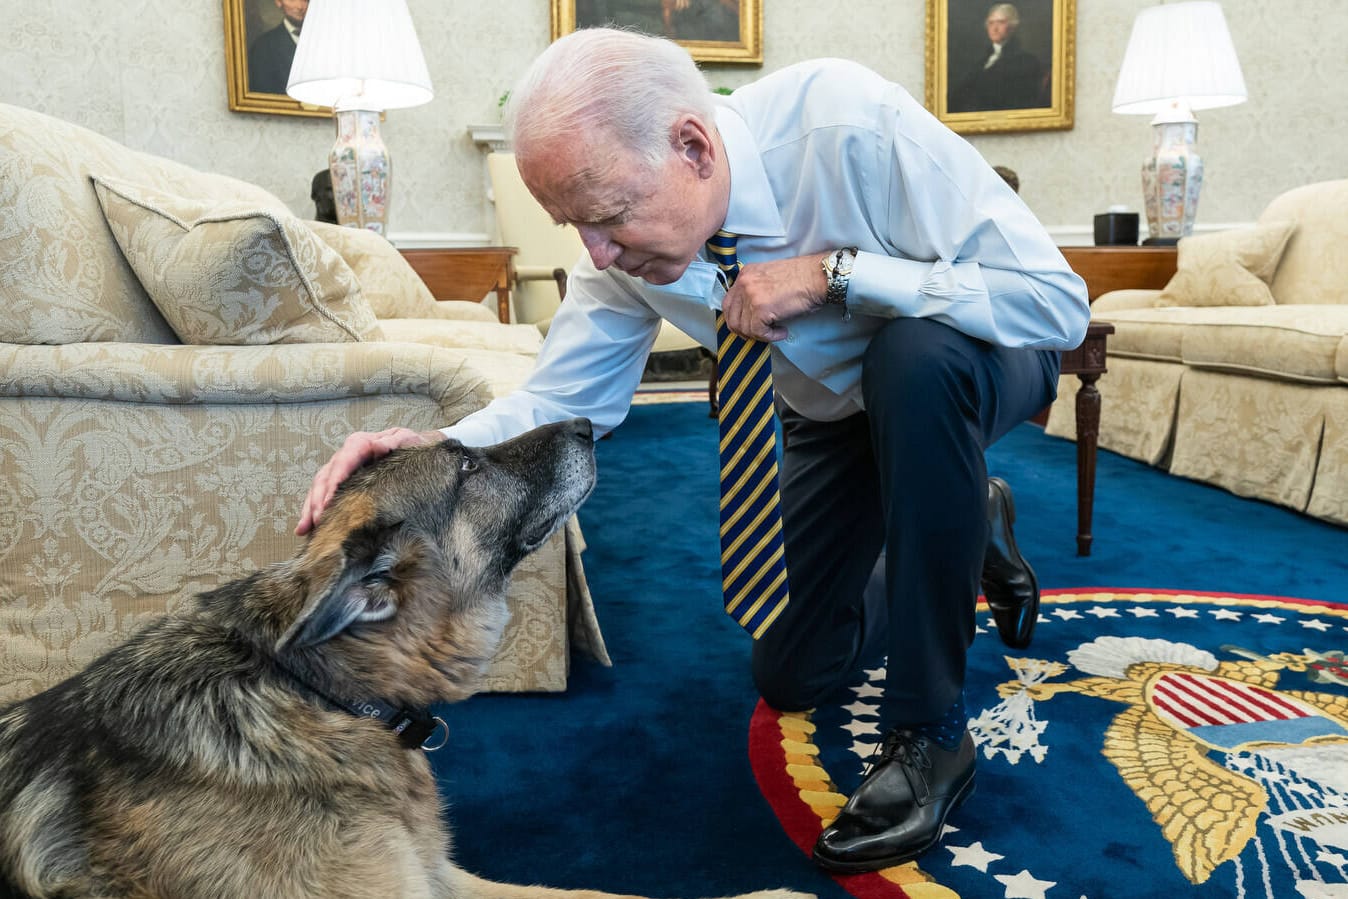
[286,0,433,236]
[1112,1,1247,244]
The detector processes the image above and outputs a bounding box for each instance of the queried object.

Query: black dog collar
[272,657,448,751]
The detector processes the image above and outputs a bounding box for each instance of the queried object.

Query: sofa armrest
[0,338,597,702]
[1092,289,1164,314]
[0,341,494,417]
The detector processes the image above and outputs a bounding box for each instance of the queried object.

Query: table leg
[1074,371,1102,556]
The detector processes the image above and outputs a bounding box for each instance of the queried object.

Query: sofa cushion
[1098,305,1348,383]
[1179,305,1348,384]
[377,319,544,356]
[1261,179,1348,306]
[0,103,289,346]
[305,222,501,323]
[1090,289,1163,313]
[1090,307,1197,362]
[92,175,382,346]
[1155,221,1296,308]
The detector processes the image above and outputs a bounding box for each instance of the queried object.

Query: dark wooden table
[1052,245,1175,555]
[398,247,518,323]
[1060,245,1178,300]
[1059,321,1115,556]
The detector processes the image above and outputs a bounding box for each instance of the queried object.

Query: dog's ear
[276,556,398,651]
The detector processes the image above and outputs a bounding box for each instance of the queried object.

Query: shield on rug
[749,589,1348,899]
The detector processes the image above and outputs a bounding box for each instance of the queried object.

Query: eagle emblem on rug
[985,636,1348,886]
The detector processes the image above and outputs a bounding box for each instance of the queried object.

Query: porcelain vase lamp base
[329,108,389,236]
[1140,115,1203,246]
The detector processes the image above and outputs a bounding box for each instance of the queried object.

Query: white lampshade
[1112,1,1247,116]
[287,0,433,111]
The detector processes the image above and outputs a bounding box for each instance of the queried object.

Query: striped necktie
[708,229,790,639]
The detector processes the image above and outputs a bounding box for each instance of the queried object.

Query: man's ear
[672,115,716,177]
[276,556,398,651]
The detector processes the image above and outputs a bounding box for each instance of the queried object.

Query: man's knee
[862,318,982,412]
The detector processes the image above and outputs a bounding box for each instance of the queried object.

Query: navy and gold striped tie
[708,229,789,639]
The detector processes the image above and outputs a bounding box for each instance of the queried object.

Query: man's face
[519,137,718,286]
[985,12,1013,43]
[276,0,308,27]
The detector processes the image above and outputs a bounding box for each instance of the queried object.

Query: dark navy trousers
[751,317,1060,725]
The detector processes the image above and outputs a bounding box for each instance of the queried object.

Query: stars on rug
[843,668,886,767]
[993,868,1058,899]
[842,701,879,718]
[946,839,1003,872]
[1084,606,1120,618]
[944,833,1063,899]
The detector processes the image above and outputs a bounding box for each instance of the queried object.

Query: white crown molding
[389,231,492,249]
[468,123,508,154]
[1050,221,1253,247]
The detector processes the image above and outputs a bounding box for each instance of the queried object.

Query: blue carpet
[433,403,1348,897]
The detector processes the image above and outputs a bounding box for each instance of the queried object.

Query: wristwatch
[820,246,858,320]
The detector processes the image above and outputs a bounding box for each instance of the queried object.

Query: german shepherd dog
[0,420,812,899]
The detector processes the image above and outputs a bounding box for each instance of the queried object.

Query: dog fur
[0,419,812,899]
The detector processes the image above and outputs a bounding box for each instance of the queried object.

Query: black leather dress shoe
[812,729,975,874]
[982,476,1040,649]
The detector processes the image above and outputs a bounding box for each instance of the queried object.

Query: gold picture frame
[552,0,762,65]
[925,0,1075,135]
[223,0,331,118]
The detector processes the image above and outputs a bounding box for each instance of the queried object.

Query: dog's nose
[567,418,594,441]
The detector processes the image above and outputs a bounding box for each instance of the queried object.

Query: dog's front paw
[735,891,816,899]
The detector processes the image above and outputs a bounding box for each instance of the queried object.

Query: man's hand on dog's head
[296,428,447,536]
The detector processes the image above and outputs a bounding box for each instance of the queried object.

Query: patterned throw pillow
[1155,221,1297,307]
[91,174,383,345]
[306,220,438,319]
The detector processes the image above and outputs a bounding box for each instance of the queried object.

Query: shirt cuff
[845,250,932,317]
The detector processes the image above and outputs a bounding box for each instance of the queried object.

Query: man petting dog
[299,28,1088,874]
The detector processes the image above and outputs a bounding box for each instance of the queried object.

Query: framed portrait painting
[552,0,762,65]
[925,0,1075,135]
[223,0,331,118]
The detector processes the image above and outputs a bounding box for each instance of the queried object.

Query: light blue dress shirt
[442,58,1088,446]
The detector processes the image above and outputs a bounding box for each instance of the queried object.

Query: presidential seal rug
[750,589,1348,899]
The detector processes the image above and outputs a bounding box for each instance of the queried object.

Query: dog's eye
[459,456,479,474]
[362,570,393,586]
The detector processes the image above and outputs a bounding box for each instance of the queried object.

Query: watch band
[820,247,858,320]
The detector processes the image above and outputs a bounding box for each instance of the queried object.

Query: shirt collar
[713,104,786,240]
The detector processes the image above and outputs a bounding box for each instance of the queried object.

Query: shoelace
[864,728,933,776]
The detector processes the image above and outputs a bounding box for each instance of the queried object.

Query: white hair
[504,28,715,174]
[988,3,1020,27]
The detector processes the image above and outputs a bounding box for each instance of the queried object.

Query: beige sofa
[1046,180,1348,526]
[0,103,608,703]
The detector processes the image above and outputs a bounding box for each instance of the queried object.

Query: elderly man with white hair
[298,27,1087,873]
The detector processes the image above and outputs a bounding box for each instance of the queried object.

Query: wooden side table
[1047,245,1174,556]
[1059,245,1177,302]
[1058,321,1114,556]
[398,247,518,324]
